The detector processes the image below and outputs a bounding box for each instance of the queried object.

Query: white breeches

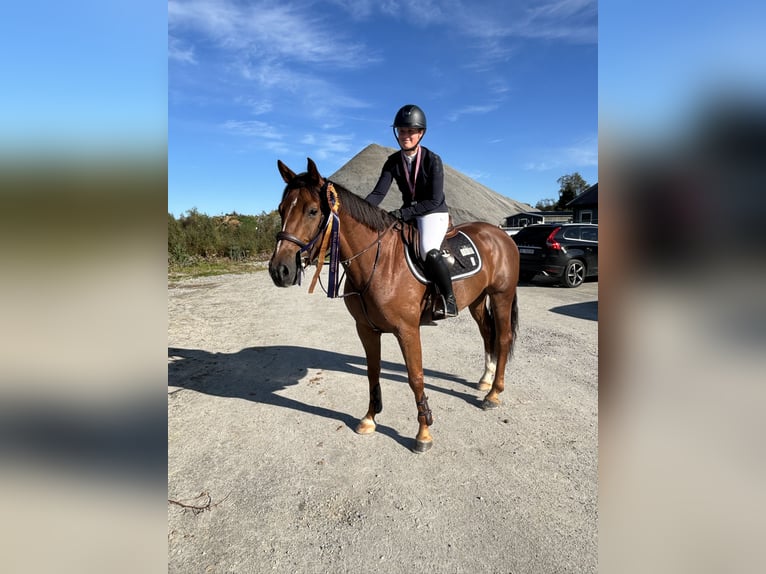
[415,212,450,260]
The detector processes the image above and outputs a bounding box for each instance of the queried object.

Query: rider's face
[396,128,423,149]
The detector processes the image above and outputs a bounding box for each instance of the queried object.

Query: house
[503,210,572,228]
[567,183,598,223]
[501,210,573,235]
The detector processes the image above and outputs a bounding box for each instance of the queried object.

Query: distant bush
[168,209,282,266]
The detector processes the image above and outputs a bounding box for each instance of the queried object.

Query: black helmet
[393,104,427,130]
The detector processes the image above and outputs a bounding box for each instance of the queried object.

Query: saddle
[401,222,483,284]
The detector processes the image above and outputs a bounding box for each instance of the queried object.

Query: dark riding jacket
[365,146,448,221]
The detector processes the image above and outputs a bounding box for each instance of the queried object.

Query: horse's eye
[309,207,319,217]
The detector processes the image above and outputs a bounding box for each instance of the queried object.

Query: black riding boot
[425,249,458,319]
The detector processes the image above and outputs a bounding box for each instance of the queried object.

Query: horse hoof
[413,439,433,454]
[481,399,500,410]
[477,382,491,392]
[355,419,376,434]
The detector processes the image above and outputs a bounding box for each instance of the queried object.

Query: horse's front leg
[355,322,382,435]
[394,326,433,453]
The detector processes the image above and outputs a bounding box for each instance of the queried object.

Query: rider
[365,104,458,319]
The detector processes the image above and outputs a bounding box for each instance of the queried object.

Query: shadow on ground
[549,301,598,321]
[168,345,482,451]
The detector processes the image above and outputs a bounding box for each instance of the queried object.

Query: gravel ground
[168,267,598,573]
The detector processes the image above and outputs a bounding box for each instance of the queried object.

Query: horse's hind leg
[481,292,517,410]
[355,323,382,435]
[468,295,496,392]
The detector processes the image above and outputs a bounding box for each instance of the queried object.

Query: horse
[268,158,519,453]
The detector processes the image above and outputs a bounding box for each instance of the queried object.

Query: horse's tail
[486,291,519,360]
[509,292,519,359]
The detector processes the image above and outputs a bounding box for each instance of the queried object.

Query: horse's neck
[337,211,388,274]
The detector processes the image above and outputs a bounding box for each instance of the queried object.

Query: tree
[534,198,556,211]
[180,208,221,257]
[555,173,589,209]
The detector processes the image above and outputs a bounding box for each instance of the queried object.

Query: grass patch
[168,257,269,282]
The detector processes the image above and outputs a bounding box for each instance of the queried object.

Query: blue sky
[1,1,166,155]
[599,1,766,143]
[168,0,598,216]
[4,1,763,219]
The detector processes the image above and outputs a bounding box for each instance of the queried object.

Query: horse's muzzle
[268,251,300,287]
[269,261,293,287]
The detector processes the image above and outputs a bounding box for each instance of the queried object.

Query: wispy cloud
[220,118,356,162]
[172,0,595,175]
[330,0,450,25]
[235,97,273,116]
[326,1,596,77]
[169,1,594,105]
[329,0,596,44]
[169,0,370,67]
[462,168,491,181]
[458,0,597,44]
[169,0,375,132]
[446,103,500,122]
[221,119,291,154]
[236,61,371,127]
[563,135,598,166]
[515,0,597,43]
[168,35,196,64]
[299,133,355,162]
[523,134,598,171]
[222,119,283,140]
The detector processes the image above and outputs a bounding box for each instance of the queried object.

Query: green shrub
[168,208,280,267]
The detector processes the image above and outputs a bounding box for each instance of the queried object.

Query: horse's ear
[277,160,296,184]
[306,158,323,185]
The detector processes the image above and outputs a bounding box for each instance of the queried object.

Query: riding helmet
[393,104,427,130]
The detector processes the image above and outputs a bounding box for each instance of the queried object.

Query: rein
[310,183,398,299]
[318,223,392,299]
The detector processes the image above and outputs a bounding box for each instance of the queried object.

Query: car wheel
[519,271,535,282]
[562,259,585,288]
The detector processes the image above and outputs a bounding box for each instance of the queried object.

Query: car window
[513,226,556,244]
[581,227,598,241]
[561,227,581,240]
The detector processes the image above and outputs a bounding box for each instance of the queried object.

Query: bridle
[274,179,397,300]
[274,182,333,285]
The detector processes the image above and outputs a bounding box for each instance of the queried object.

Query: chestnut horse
[269,158,519,453]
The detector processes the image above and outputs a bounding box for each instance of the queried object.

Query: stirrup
[432,294,458,319]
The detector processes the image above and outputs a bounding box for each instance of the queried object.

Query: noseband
[275,230,321,252]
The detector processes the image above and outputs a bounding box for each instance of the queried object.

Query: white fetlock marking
[480,352,497,385]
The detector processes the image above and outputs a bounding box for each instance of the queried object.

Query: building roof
[566,183,598,207]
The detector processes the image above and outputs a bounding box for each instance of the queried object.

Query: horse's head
[269,158,329,287]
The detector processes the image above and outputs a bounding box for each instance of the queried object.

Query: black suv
[512,223,598,287]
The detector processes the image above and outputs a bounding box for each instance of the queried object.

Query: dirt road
[168,268,598,573]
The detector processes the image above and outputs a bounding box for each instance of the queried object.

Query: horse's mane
[282,173,395,232]
[331,181,395,232]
